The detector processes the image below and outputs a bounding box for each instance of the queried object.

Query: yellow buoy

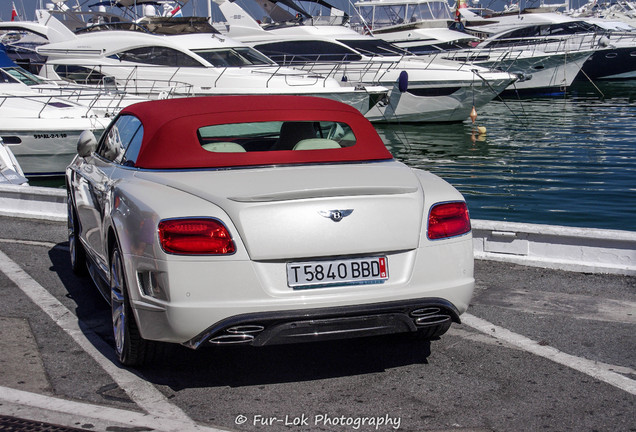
[477,126,487,134]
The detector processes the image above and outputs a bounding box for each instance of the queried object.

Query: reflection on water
[377,81,636,231]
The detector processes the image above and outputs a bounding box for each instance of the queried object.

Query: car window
[198,121,356,153]
[98,115,143,165]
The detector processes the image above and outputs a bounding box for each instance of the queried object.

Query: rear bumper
[183,297,460,349]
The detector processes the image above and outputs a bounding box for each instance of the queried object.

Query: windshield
[0,67,44,85]
[193,47,275,67]
[356,1,452,27]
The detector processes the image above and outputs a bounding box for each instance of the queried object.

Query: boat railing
[273,54,482,85]
[481,32,611,54]
[278,57,398,86]
[0,93,96,119]
[47,62,343,93]
[28,81,136,116]
[115,66,197,97]
[442,33,602,68]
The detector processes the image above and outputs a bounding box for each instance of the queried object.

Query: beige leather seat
[202,142,246,153]
[293,138,341,150]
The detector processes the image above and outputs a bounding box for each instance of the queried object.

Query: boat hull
[365,78,513,122]
[0,118,107,176]
[456,50,593,93]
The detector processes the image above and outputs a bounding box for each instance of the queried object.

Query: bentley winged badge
[318,209,354,222]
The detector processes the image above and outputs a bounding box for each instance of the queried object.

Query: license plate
[287,256,388,289]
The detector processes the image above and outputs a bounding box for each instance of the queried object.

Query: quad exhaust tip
[209,324,265,345]
[208,306,453,345]
[410,307,451,327]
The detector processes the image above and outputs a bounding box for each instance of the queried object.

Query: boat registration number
[287,256,388,289]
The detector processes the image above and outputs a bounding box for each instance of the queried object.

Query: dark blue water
[378,81,636,232]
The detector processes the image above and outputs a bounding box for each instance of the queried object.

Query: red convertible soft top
[119,95,394,170]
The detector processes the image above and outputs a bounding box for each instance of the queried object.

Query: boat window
[497,21,600,41]
[53,65,109,85]
[253,41,362,64]
[355,6,375,27]
[426,1,453,20]
[338,39,410,57]
[410,4,433,21]
[109,46,204,67]
[192,47,274,67]
[138,17,221,35]
[98,115,144,165]
[0,69,19,84]
[198,121,356,152]
[1,67,44,86]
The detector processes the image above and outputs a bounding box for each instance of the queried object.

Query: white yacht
[352,0,480,54]
[214,0,516,122]
[0,9,386,116]
[569,0,636,27]
[344,0,595,93]
[0,70,110,176]
[458,10,636,81]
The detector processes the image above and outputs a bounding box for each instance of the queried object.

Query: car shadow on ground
[49,242,434,391]
[143,333,433,390]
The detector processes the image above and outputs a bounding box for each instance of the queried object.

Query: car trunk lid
[137,161,424,260]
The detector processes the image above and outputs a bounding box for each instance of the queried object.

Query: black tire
[67,194,87,275]
[110,245,159,366]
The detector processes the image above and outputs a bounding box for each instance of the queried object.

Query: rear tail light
[158,218,236,255]
[427,201,471,240]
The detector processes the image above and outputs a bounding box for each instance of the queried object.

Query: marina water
[378,81,636,232]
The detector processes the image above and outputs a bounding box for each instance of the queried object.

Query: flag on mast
[455,0,467,21]
[11,2,19,21]
[170,5,183,17]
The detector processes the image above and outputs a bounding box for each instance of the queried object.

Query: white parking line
[0,249,209,428]
[0,386,226,432]
[461,313,636,396]
[0,238,65,250]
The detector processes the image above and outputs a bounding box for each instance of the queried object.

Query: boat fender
[398,71,408,93]
[598,36,610,47]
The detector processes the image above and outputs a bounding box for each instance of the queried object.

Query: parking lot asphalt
[0,215,634,432]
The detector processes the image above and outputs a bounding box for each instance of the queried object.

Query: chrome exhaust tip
[209,334,255,345]
[414,315,451,327]
[209,324,265,345]
[410,307,442,317]
[226,325,265,334]
[410,307,451,327]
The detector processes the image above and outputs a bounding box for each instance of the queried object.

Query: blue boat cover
[0,44,18,68]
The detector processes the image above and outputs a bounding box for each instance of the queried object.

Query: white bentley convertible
[66,96,474,366]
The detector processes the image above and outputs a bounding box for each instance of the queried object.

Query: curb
[0,185,66,222]
[472,220,636,276]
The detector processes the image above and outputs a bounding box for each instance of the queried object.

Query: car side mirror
[77,130,98,157]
